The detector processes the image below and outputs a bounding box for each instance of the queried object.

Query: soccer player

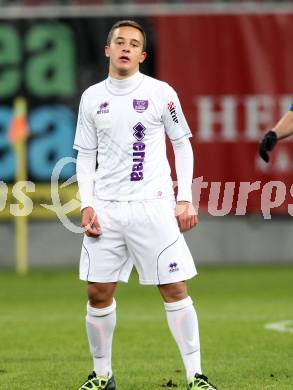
[74,20,218,390]
[259,100,293,162]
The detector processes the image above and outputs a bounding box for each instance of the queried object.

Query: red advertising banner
[153,14,293,215]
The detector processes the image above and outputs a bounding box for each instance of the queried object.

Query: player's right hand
[259,130,277,162]
[81,207,102,237]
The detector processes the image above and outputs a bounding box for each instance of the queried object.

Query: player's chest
[92,95,161,138]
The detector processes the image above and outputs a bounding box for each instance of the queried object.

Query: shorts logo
[167,101,179,123]
[97,102,109,114]
[169,262,179,273]
[133,99,149,113]
[130,122,146,181]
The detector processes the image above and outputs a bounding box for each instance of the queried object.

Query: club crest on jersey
[133,99,149,113]
[167,101,179,123]
[169,262,179,273]
[97,102,109,114]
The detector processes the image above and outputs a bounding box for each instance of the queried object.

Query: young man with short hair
[74,20,218,390]
[259,100,293,162]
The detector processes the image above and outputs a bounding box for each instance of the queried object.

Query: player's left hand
[175,201,198,232]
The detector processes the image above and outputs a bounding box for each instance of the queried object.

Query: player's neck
[106,71,143,95]
[108,65,140,80]
[108,69,140,80]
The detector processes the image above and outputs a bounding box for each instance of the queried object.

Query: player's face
[105,26,147,79]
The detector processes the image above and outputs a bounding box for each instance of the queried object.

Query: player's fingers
[186,215,195,231]
[182,214,198,231]
[87,211,102,235]
[177,215,184,231]
[84,225,101,237]
[82,218,101,237]
[84,227,95,237]
[259,148,269,162]
[190,215,196,228]
[259,143,269,162]
[180,220,187,232]
[93,217,102,233]
[179,214,190,232]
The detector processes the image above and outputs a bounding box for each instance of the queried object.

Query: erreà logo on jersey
[133,99,148,113]
[97,102,109,114]
[168,101,179,123]
[133,122,145,141]
[130,122,146,182]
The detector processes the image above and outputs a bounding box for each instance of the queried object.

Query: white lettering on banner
[10,181,35,217]
[287,184,293,216]
[208,182,236,216]
[260,181,287,220]
[244,95,274,140]
[236,181,261,215]
[2,175,293,224]
[279,96,292,116]
[196,96,237,141]
[0,181,8,211]
[195,94,293,142]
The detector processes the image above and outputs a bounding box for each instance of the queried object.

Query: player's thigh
[80,200,132,283]
[126,199,197,285]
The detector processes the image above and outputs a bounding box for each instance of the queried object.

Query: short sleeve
[162,84,192,143]
[290,99,293,111]
[73,91,98,153]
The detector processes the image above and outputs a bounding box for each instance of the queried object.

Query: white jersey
[73,72,192,201]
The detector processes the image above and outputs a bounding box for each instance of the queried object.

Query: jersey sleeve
[290,99,293,111]
[73,91,98,153]
[162,84,192,143]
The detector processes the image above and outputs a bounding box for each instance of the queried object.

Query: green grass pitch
[0,265,292,389]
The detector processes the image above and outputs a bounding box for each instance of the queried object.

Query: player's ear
[139,51,147,63]
[105,46,110,58]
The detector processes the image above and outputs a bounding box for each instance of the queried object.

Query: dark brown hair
[106,20,147,51]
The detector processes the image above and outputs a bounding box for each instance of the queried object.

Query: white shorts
[79,198,197,285]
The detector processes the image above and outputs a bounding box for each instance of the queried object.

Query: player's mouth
[119,55,130,63]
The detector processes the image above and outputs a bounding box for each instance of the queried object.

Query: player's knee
[87,283,115,307]
[167,288,187,302]
[159,282,188,302]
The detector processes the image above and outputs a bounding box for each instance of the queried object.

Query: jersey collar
[106,72,144,95]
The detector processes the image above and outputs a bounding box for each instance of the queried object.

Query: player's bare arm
[81,207,101,237]
[274,109,293,140]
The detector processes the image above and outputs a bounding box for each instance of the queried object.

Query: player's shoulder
[143,74,170,89]
[143,75,176,97]
[81,80,107,101]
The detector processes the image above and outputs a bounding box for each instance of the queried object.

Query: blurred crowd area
[0,0,290,5]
